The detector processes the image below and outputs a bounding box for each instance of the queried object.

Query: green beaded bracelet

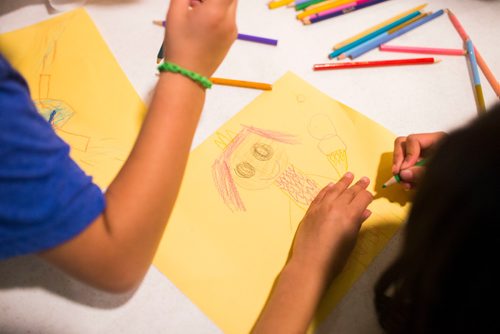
[157,61,212,89]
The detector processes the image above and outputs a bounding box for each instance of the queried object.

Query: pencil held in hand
[382,159,427,188]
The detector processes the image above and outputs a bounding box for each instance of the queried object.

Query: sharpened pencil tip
[382,184,387,189]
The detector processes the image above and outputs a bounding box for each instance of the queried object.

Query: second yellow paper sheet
[0,9,144,189]
[154,72,410,333]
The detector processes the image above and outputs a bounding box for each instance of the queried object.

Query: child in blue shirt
[0,0,238,292]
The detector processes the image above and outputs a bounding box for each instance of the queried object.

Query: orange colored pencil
[210,77,272,90]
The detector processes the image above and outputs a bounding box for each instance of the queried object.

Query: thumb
[399,166,425,184]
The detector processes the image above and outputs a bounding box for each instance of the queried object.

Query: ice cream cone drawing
[308,114,348,178]
[212,125,321,212]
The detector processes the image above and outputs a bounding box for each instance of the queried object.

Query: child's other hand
[289,173,373,282]
[392,132,446,190]
[164,0,238,77]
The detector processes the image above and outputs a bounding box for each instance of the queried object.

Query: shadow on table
[0,255,134,308]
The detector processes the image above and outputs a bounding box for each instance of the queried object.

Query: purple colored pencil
[237,33,278,46]
[153,20,277,46]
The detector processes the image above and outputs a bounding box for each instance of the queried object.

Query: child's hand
[164,0,238,77]
[289,173,373,282]
[392,132,446,189]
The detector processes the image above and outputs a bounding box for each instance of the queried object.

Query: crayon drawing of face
[230,133,289,190]
[212,126,299,211]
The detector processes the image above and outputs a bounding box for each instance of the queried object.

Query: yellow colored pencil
[268,0,295,9]
[332,3,427,50]
[210,77,272,90]
[296,0,353,20]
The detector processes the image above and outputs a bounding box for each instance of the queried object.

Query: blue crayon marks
[34,99,74,128]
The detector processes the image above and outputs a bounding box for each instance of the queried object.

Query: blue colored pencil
[305,0,389,25]
[328,10,422,59]
[466,39,486,113]
[345,9,444,59]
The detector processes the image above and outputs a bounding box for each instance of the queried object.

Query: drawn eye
[252,143,274,161]
[234,162,256,178]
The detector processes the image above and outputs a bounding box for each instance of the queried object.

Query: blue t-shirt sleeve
[0,54,105,260]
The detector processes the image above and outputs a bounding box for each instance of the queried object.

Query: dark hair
[374,103,500,334]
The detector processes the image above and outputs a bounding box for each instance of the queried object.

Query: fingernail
[360,176,370,184]
[344,172,354,179]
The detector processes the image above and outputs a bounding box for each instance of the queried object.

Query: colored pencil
[268,0,295,9]
[296,0,327,11]
[382,159,428,188]
[332,4,428,50]
[156,41,164,64]
[153,19,166,27]
[387,12,428,33]
[297,0,354,20]
[237,33,278,46]
[328,10,421,58]
[209,77,272,90]
[447,9,500,97]
[446,9,468,39]
[153,20,277,47]
[466,39,486,113]
[304,0,348,11]
[313,57,439,70]
[302,1,357,23]
[380,44,465,56]
[344,9,444,59]
[305,0,388,25]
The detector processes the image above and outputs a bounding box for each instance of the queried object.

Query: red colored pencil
[313,57,440,70]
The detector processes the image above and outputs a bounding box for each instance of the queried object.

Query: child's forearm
[252,260,330,334]
[40,72,207,292]
[103,72,207,266]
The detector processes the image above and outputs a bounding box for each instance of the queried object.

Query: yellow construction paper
[0,9,144,188]
[153,72,411,333]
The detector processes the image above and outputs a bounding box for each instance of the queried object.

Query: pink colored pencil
[447,9,500,97]
[380,44,466,56]
[446,9,469,40]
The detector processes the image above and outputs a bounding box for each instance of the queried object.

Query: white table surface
[1,0,499,333]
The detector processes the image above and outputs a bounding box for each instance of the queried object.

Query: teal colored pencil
[328,10,421,59]
[345,9,444,59]
[382,159,428,188]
